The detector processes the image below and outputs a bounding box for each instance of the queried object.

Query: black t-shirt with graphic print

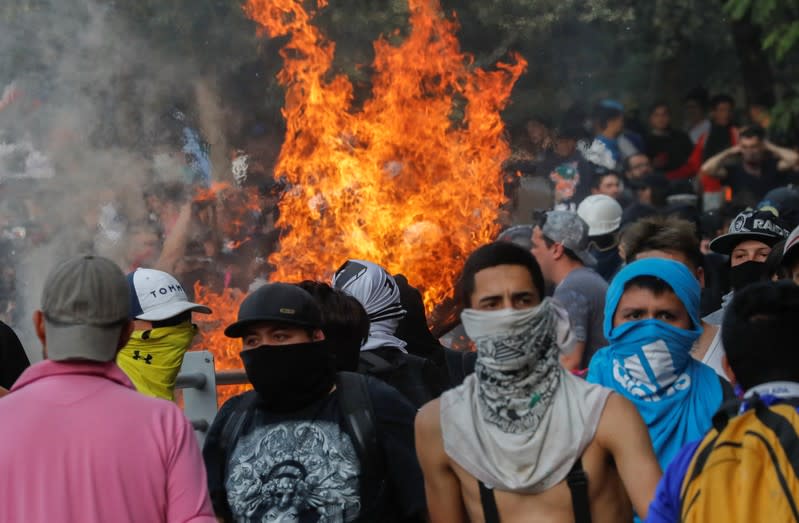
[203,377,425,523]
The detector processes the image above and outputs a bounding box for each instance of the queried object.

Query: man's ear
[33,310,47,358]
[551,242,565,261]
[722,355,737,386]
[696,266,706,289]
[313,328,326,342]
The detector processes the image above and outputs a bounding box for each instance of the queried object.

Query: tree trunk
[730,12,776,107]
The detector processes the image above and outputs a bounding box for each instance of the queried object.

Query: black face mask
[240,341,335,413]
[729,260,768,291]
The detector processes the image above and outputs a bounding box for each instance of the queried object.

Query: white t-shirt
[702,328,730,381]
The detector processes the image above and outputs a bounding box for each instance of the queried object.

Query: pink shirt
[0,360,216,523]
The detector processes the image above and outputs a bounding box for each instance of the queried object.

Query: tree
[726,0,799,130]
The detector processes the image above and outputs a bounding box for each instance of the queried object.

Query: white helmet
[577,195,622,236]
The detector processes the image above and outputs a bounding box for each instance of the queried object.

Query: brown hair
[621,215,703,271]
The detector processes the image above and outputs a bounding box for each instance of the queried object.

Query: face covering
[116,321,197,401]
[604,318,699,392]
[332,259,407,353]
[240,341,335,413]
[587,258,723,469]
[460,298,574,434]
[441,298,612,493]
[729,260,768,291]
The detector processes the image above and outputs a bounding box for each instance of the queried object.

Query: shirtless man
[416,242,661,522]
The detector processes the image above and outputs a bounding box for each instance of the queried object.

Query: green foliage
[725,0,799,129]
[727,0,799,60]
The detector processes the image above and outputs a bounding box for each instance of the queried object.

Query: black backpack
[218,372,390,522]
[358,348,444,408]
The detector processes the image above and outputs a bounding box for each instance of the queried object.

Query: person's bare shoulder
[595,393,647,447]
[416,398,443,440]
[416,398,450,465]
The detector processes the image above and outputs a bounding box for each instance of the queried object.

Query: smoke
[0,0,258,360]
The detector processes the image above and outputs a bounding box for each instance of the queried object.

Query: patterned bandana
[443,298,611,493]
[332,259,407,352]
[461,299,568,433]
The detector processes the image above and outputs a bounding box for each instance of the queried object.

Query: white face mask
[461,298,575,361]
[460,298,574,433]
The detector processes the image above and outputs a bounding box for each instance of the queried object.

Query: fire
[193,0,525,405]
[193,283,252,403]
[245,0,526,311]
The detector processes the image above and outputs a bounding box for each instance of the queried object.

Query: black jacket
[1,321,29,389]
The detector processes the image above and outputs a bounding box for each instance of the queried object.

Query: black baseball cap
[709,209,791,255]
[224,283,323,338]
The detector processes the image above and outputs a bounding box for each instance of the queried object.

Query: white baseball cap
[783,224,799,261]
[127,268,211,321]
[577,194,622,236]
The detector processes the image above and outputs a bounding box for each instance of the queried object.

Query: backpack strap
[336,371,387,519]
[219,392,258,463]
[566,457,592,523]
[359,350,400,374]
[752,398,799,481]
[478,481,500,523]
[711,398,742,432]
[718,375,736,402]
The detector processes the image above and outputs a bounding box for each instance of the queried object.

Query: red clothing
[0,360,215,523]
[667,127,739,193]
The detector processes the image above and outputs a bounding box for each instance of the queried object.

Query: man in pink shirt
[0,254,215,523]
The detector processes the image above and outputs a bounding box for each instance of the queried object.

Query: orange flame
[195,0,525,405]
[193,283,252,403]
[245,0,526,311]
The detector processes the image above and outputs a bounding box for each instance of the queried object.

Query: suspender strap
[478,481,500,523]
[479,457,590,523]
[566,457,592,523]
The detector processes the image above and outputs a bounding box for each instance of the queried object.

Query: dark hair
[151,310,192,328]
[621,215,704,271]
[722,281,799,389]
[623,274,676,296]
[764,239,789,280]
[594,104,624,131]
[740,126,766,141]
[394,274,444,361]
[648,101,670,116]
[590,170,621,191]
[684,87,709,109]
[296,281,369,372]
[622,153,649,175]
[749,93,775,110]
[710,94,735,109]
[457,242,545,308]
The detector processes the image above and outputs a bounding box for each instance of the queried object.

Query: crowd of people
[2,86,799,522]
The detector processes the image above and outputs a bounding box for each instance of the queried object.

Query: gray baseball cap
[541,210,597,267]
[41,255,131,362]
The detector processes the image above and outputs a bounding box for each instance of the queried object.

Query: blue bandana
[587,258,722,469]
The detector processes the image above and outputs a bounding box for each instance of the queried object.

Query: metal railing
[175,352,249,445]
